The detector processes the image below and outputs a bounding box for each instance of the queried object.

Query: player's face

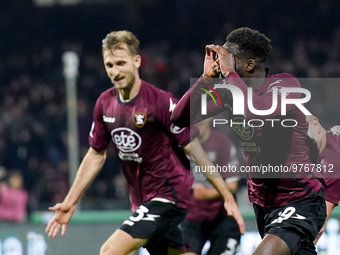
[233,55,249,78]
[103,45,141,91]
[223,42,246,77]
[223,42,248,78]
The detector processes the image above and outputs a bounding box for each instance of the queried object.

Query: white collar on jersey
[119,92,131,103]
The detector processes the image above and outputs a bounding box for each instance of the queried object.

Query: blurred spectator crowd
[1,12,340,220]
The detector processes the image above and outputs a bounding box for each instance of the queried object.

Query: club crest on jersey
[133,113,147,128]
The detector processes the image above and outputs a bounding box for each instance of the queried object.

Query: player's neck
[243,66,266,90]
[319,132,327,153]
[119,77,142,101]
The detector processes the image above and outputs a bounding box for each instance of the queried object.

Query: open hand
[224,199,245,235]
[45,202,76,237]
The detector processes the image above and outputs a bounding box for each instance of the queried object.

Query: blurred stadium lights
[33,0,80,7]
[33,0,123,7]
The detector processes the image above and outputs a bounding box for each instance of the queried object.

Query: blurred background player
[45,30,243,255]
[171,27,326,255]
[306,116,340,244]
[181,118,241,255]
[0,169,28,223]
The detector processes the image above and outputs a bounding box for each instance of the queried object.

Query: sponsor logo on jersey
[111,127,142,152]
[133,113,147,128]
[118,151,143,163]
[231,117,255,140]
[103,116,116,123]
[170,124,185,134]
[266,85,289,96]
[266,80,285,95]
[267,80,283,90]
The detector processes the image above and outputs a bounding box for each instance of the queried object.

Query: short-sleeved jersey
[320,126,340,205]
[230,72,322,208]
[89,80,196,211]
[186,129,240,221]
[172,70,323,207]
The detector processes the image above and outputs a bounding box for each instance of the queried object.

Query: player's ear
[134,55,141,69]
[311,117,322,133]
[245,59,256,72]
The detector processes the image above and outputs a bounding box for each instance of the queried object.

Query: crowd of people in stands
[0,21,340,220]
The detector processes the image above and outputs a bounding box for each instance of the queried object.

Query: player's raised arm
[183,138,245,235]
[46,147,106,237]
[170,89,191,127]
[171,45,229,127]
[208,44,306,120]
[192,179,238,200]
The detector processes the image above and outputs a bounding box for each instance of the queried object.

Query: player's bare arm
[184,139,245,234]
[193,180,238,200]
[46,147,107,237]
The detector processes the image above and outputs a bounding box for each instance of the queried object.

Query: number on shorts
[129,205,149,222]
[221,238,239,255]
[271,206,296,224]
[123,205,149,226]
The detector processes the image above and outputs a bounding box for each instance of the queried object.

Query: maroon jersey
[186,129,240,221]
[320,126,340,205]
[89,80,197,211]
[172,70,323,207]
[0,186,28,222]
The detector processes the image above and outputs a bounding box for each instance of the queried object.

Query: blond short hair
[102,30,140,55]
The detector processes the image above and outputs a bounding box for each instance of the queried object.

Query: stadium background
[1,0,340,254]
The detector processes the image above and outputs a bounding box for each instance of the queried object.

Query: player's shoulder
[271,72,298,79]
[329,126,340,142]
[267,72,300,88]
[141,80,177,113]
[97,87,117,102]
[325,126,340,155]
[142,80,175,99]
